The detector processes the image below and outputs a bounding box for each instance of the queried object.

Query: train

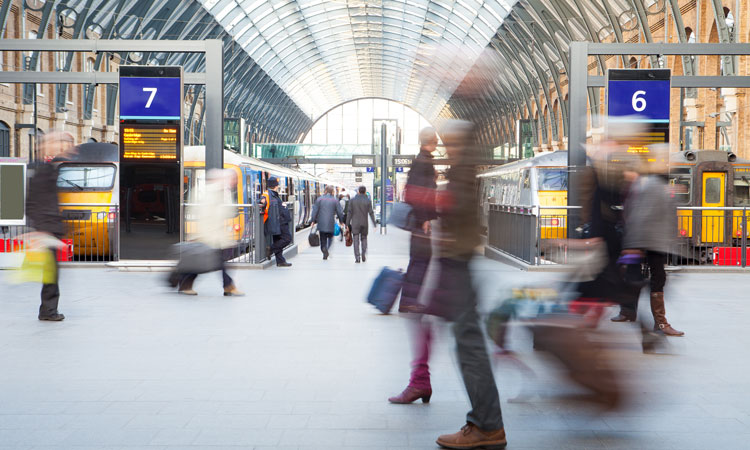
[477,148,750,263]
[57,144,341,260]
[477,151,568,238]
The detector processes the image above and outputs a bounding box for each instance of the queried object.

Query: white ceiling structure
[197,0,516,121]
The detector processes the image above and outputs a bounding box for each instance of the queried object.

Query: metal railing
[1,203,119,262]
[487,204,750,267]
[183,203,257,264]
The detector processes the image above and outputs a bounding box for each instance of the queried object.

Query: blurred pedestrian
[311,185,344,260]
[618,145,683,336]
[399,127,438,312]
[338,190,350,241]
[346,186,376,263]
[388,127,438,405]
[178,169,244,296]
[261,177,291,267]
[430,121,506,449]
[26,131,76,321]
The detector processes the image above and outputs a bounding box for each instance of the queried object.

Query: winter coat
[264,189,283,236]
[191,182,236,249]
[623,175,676,254]
[311,193,344,234]
[26,162,64,239]
[347,193,376,233]
[404,148,438,225]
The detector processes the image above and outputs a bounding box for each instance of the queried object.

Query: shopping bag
[334,222,341,236]
[388,202,416,230]
[9,248,57,284]
[308,224,320,247]
[366,267,403,314]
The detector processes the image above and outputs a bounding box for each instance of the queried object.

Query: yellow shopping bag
[9,248,56,285]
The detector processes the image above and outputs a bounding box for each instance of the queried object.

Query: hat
[267,177,279,188]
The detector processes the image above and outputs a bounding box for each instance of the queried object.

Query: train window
[669,176,691,204]
[734,178,750,206]
[522,170,531,189]
[537,169,568,191]
[705,178,721,204]
[184,168,238,206]
[57,164,116,191]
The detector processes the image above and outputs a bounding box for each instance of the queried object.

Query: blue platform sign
[608,79,670,122]
[119,77,181,121]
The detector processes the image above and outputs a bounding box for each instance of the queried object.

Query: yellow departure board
[122,126,178,160]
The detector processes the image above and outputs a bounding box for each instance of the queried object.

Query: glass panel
[57,165,116,191]
[734,181,750,207]
[537,168,568,191]
[705,178,721,204]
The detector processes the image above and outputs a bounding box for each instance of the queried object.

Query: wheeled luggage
[172,242,223,274]
[308,224,320,247]
[366,267,403,314]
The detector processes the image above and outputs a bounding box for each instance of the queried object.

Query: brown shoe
[436,423,507,449]
[650,292,684,336]
[610,313,636,322]
[224,285,245,297]
[388,386,432,404]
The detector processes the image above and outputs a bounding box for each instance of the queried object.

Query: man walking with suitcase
[346,186,376,263]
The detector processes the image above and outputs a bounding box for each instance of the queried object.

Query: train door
[701,172,726,243]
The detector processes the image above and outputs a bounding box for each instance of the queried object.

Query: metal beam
[586,43,750,55]
[588,75,750,88]
[0,71,207,84]
[204,39,224,171]
[0,39,213,52]
[258,158,510,166]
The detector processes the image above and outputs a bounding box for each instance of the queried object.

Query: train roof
[669,149,750,165]
[183,146,340,185]
[479,151,567,177]
[67,142,119,163]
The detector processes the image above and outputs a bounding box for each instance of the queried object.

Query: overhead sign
[0,162,26,225]
[607,69,671,144]
[391,155,413,167]
[352,155,376,167]
[119,66,182,122]
[121,125,179,160]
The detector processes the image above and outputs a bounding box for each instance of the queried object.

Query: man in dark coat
[399,127,438,312]
[26,131,76,321]
[310,185,344,260]
[261,177,290,267]
[346,186,376,263]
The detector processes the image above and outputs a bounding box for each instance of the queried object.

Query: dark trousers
[351,224,368,259]
[400,230,431,307]
[320,231,334,254]
[271,232,290,264]
[436,257,504,431]
[39,250,60,317]
[619,251,667,318]
[179,250,233,289]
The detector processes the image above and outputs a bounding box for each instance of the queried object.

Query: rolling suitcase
[367,267,403,314]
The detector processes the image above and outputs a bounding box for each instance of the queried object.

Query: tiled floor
[1,228,749,449]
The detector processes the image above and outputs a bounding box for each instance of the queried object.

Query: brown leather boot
[223,284,245,297]
[650,292,684,336]
[388,386,432,404]
[437,423,507,449]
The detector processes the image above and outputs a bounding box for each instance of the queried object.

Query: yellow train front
[670,150,750,264]
[56,143,119,261]
[478,151,569,239]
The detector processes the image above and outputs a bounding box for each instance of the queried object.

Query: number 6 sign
[606,69,670,122]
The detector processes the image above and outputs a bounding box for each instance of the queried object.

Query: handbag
[308,224,320,247]
[334,222,341,236]
[345,228,353,247]
[388,202,416,230]
[173,242,223,274]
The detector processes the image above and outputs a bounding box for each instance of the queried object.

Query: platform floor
[1,228,749,449]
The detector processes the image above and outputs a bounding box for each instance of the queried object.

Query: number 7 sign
[143,87,157,108]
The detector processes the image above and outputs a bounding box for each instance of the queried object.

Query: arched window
[629,57,638,69]
[0,121,9,157]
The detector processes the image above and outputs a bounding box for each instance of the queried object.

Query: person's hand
[422,221,431,235]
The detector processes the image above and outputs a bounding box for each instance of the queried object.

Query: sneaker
[38,313,65,321]
[436,423,507,450]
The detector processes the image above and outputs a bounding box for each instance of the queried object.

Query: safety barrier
[1,202,294,264]
[486,205,750,267]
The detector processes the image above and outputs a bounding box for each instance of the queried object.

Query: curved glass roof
[198,0,517,120]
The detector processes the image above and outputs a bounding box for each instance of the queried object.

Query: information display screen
[607,69,671,147]
[121,125,179,160]
[0,163,26,225]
